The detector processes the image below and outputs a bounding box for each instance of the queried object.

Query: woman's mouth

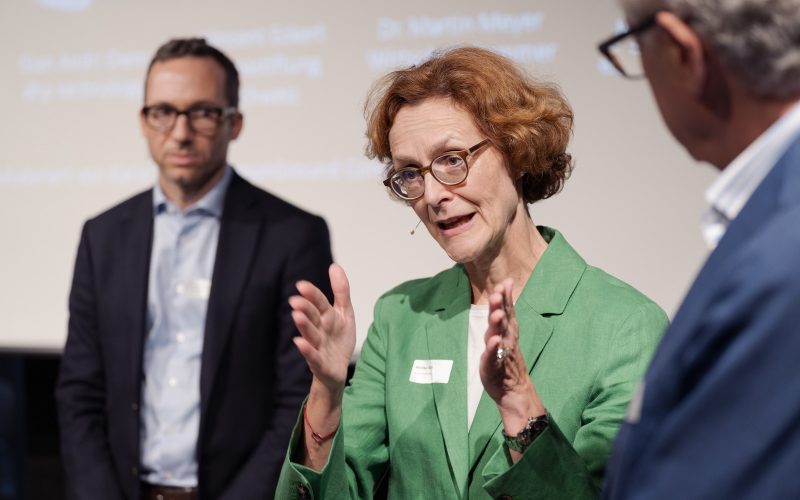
[436,214,475,234]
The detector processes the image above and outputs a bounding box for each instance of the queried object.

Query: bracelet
[303,403,338,445]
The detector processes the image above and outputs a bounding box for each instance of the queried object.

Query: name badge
[177,278,212,299]
[409,359,453,384]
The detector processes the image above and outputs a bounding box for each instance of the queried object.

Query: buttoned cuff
[276,401,344,499]
[482,415,596,500]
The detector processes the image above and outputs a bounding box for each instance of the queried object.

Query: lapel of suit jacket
[775,136,800,210]
[118,191,155,419]
[424,265,471,495]
[467,227,585,470]
[200,172,262,423]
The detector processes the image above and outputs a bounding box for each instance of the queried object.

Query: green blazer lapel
[467,227,585,470]
[424,266,471,496]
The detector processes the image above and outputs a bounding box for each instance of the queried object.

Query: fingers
[484,322,514,365]
[490,279,518,342]
[292,335,328,369]
[484,332,502,354]
[486,283,511,343]
[289,295,322,327]
[484,278,520,366]
[295,263,352,313]
[501,278,515,322]
[329,263,353,310]
[292,335,317,362]
[295,278,333,314]
[292,336,327,376]
[290,305,324,349]
[485,307,507,342]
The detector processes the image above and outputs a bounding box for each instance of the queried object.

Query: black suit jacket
[56,171,333,500]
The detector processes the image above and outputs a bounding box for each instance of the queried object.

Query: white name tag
[409,359,453,384]
[177,278,212,299]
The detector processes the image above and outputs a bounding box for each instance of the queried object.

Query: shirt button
[130,466,138,477]
[131,402,138,412]
[176,331,186,343]
[175,283,186,294]
[168,377,177,387]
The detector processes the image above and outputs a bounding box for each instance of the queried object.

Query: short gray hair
[621,0,800,99]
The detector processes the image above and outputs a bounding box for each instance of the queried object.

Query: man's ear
[139,109,148,137]
[230,111,244,140]
[655,11,707,96]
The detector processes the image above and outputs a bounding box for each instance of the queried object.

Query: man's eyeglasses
[383,139,490,200]
[141,104,237,135]
[597,15,657,79]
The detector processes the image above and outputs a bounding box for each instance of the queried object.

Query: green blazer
[278,227,668,499]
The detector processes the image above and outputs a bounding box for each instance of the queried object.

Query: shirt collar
[153,165,233,217]
[702,100,800,248]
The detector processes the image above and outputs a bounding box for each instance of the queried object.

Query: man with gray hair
[597,1,800,498]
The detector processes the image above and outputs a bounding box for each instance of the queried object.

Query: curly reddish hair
[365,46,574,204]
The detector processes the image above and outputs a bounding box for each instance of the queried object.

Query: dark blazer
[603,135,800,499]
[56,171,333,500]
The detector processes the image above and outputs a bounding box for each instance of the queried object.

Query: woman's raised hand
[480,279,545,431]
[289,263,356,395]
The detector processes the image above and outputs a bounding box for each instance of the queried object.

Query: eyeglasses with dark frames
[382,139,491,201]
[597,14,657,79]
[141,104,237,135]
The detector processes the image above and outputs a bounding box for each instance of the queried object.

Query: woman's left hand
[480,279,546,443]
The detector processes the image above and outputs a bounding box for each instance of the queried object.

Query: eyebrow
[391,137,467,166]
[144,100,223,109]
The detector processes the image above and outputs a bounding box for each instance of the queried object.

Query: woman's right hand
[289,263,356,396]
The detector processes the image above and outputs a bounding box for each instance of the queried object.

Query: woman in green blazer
[278,47,668,499]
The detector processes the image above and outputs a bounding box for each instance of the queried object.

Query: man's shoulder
[229,172,323,222]
[84,187,152,228]
[673,202,800,339]
[734,204,800,282]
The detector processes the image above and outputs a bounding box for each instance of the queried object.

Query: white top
[467,304,490,429]
[702,100,800,248]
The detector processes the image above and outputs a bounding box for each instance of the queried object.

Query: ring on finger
[496,346,513,360]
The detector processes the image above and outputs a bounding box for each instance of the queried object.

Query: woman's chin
[442,245,479,265]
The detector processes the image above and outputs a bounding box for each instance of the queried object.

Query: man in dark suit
[597,1,800,498]
[0,357,24,500]
[56,38,333,500]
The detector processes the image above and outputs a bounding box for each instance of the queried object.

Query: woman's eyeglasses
[383,139,491,200]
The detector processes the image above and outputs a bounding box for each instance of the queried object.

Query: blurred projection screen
[0,0,716,352]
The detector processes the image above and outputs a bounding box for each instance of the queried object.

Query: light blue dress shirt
[141,166,232,487]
